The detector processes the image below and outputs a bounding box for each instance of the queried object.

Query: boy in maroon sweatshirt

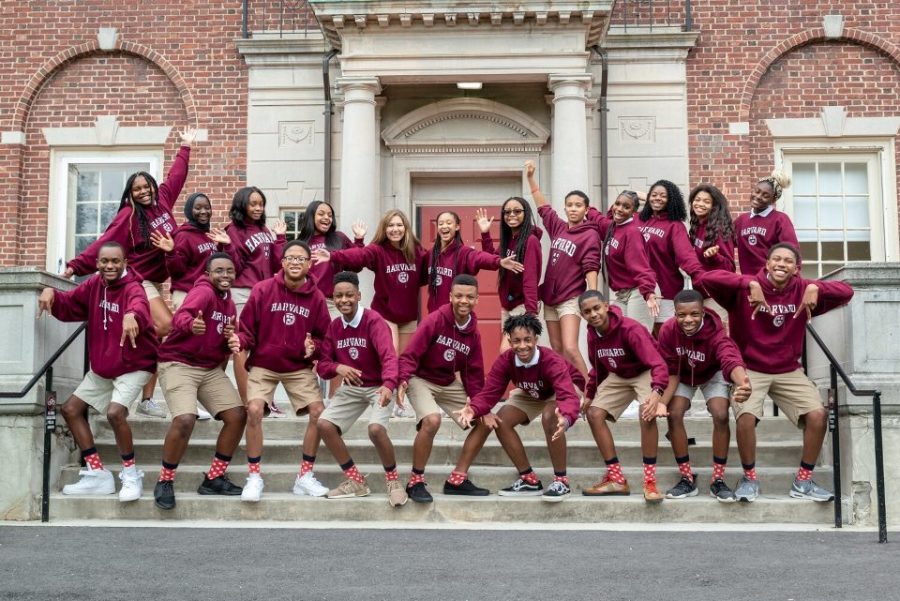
[458,313,585,503]
[579,291,670,503]
[315,272,408,507]
[656,289,750,502]
[397,274,490,503]
[695,243,853,503]
[38,242,157,503]
[152,253,248,510]
[234,240,331,502]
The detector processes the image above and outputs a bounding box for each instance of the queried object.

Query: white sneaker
[118,468,144,502]
[62,467,116,495]
[242,473,264,502]
[136,398,167,419]
[196,404,212,421]
[621,400,641,419]
[293,472,329,497]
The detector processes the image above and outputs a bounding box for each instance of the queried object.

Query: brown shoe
[582,477,630,496]
[327,478,370,499]
[643,481,664,504]
[386,479,408,507]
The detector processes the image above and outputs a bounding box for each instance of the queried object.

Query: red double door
[417,205,505,372]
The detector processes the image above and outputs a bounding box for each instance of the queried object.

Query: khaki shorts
[654,298,675,325]
[231,287,251,319]
[590,371,652,422]
[734,369,825,427]
[407,376,468,429]
[326,298,341,321]
[170,290,188,311]
[71,369,152,413]
[247,366,322,415]
[674,370,731,403]
[611,288,653,333]
[142,280,164,301]
[544,296,581,322]
[506,388,564,424]
[319,385,393,434]
[703,298,729,327]
[158,361,243,419]
[386,319,417,335]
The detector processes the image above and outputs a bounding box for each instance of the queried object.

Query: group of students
[40,129,855,509]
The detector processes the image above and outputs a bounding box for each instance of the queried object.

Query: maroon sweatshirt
[469,346,585,427]
[158,277,237,369]
[480,228,543,314]
[316,307,398,391]
[638,215,704,299]
[68,146,190,282]
[585,305,669,399]
[306,232,364,299]
[166,223,241,293]
[537,205,602,306]
[329,242,428,324]
[602,218,657,298]
[657,308,745,387]
[734,209,799,276]
[426,240,501,312]
[50,270,157,379]
[226,222,286,289]
[237,271,330,373]
[695,269,853,374]
[398,304,485,398]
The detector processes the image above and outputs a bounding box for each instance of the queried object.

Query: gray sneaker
[136,398,167,419]
[789,477,834,502]
[734,475,760,502]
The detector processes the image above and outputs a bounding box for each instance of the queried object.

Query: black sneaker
[443,479,489,496]
[665,474,699,499]
[154,480,176,510]
[197,474,243,496]
[406,482,433,504]
[497,478,543,496]
[541,480,571,503]
[709,478,737,503]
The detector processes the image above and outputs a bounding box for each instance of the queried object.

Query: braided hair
[119,171,159,251]
[639,179,687,222]
[688,184,734,249]
[498,197,535,288]
[758,170,792,201]
[429,211,463,298]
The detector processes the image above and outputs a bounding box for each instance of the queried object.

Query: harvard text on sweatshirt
[657,308,745,387]
[734,209,799,276]
[226,222,286,289]
[158,277,237,369]
[638,214,704,299]
[316,307,398,391]
[537,205,602,306]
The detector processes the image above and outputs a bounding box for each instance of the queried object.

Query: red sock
[384,467,399,482]
[342,463,365,484]
[520,469,538,485]
[158,463,177,482]
[121,453,135,470]
[408,470,425,486]
[712,461,726,482]
[743,464,757,481]
[675,456,692,482]
[448,470,467,485]
[554,474,569,486]
[82,449,103,471]
[248,456,261,475]
[605,460,626,485]
[299,454,316,477]
[643,461,657,485]
[207,454,231,480]
[797,462,814,481]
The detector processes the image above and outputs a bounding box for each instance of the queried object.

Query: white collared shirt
[455,314,472,331]
[341,306,364,329]
[751,205,774,218]
[515,347,541,368]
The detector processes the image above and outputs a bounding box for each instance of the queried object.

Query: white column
[548,74,592,210]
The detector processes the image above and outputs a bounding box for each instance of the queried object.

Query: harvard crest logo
[398,272,409,284]
[748,234,758,246]
[349,347,359,360]
[283,313,295,326]
[443,349,456,362]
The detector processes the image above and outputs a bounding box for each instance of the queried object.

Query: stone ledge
[0,268,77,292]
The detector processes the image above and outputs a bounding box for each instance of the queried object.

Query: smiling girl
[733,171,798,276]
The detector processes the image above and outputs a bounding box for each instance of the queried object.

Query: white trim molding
[766,107,900,138]
[1,131,25,144]
[43,117,173,147]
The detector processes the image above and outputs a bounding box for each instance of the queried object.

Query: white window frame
[774,138,900,265]
[47,148,163,273]
[279,207,307,241]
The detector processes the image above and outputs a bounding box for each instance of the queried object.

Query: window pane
[793,163,816,195]
[818,163,842,195]
[793,196,817,229]
[101,202,119,228]
[820,241,844,262]
[799,241,819,261]
[76,203,98,235]
[847,241,871,261]
[845,196,869,229]
[821,263,843,276]
[819,196,844,229]
[75,235,94,255]
[284,211,296,234]
[845,163,868,195]
[76,170,99,203]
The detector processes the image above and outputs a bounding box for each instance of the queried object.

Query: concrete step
[91,437,806,467]
[94,414,809,444]
[49,492,836,524]
[60,464,832,495]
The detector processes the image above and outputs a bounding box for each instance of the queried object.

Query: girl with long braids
[733,170,798,276]
[425,210,523,313]
[638,179,704,337]
[476,198,543,351]
[297,200,366,319]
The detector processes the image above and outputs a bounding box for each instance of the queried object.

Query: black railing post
[829,365,842,528]
[242,0,249,39]
[41,367,55,523]
[872,391,887,543]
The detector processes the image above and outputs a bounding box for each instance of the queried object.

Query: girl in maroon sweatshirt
[733,170,799,276]
[579,291,669,503]
[477,198,544,351]
[688,184,736,324]
[638,180,704,336]
[526,161,600,378]
[460,314,585,502]
[656,289,748,502]
[151,192,239,308]
[695,243,853,502]
[297,200,366,317]
[314,209,427,354]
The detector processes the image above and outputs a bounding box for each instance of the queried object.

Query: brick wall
[0,1,249,267]
[687,1,900,225]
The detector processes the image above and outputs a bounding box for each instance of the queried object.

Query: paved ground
[1,526,897,600]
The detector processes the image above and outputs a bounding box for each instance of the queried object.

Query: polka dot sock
[711,456,727,482]
[248,456,261,475]
[82,448,103,471]
[299,454,316,477]
[605,457,626,485]
[642,457,657,485]
[675,455,693,482]
[448,470,467,486]
[797,461,815,481]
[158,461,177,482]
[207,453,231,480]
[742,463,757,481]
[519,468,538,485]
[121,452,136,470]
[384,465,399,482]
[340,460,365,484]
[408,468,426,487]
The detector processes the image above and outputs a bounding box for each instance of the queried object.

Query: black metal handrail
[0,323,87,522]
[806,323,886,543]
